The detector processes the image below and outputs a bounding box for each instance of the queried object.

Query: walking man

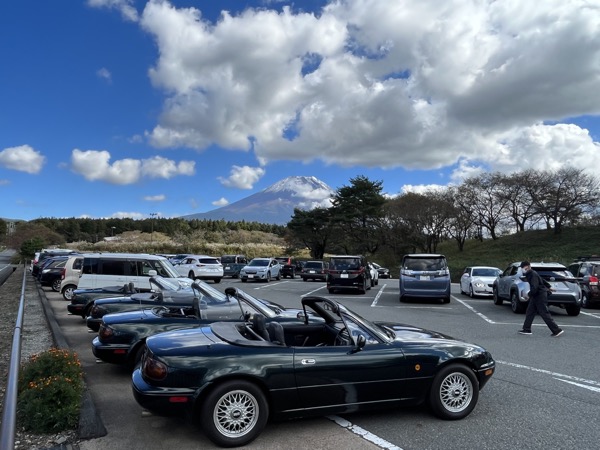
[518,261,564,337]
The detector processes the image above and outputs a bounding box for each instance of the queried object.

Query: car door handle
[301,359,316,365]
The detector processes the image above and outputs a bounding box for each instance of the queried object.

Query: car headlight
[474,282,485,288]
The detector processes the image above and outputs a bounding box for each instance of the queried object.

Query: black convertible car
[86,276,200,331]
[132,296,495,447]
[92,286,316,368]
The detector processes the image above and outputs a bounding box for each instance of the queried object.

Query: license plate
[420,275,430,281]
[225,266,230,270]
[309,270,316,273]
[341,274,348,278]
[248,275,254,278]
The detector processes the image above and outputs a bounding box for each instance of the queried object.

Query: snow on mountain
[181,176,335,225]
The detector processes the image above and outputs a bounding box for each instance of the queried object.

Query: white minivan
[60,253,185,300]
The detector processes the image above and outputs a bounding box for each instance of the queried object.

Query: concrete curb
[36,283,108,442]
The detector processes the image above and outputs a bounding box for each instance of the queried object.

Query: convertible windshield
[150,276,181,292]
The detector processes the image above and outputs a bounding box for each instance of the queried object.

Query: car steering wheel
[334,327,349,346]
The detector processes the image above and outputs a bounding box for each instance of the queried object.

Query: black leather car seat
[251,314,270,340]
[267,322,285,345]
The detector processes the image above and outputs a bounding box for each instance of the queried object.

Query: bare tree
[446,185,479,251]
[462,173,511,240]
[531,167,600,234]
[496,170,544,232]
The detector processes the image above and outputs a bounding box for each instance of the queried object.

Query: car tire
[510,290,525,313]
[276,272,281,281]
[266,272,271,283]
[493,287,503,305]
[51,279,62,292]
[303,277,307,282]
[131,344,146,370]
[241,278,247,283]
[290,271,295,279]
[188,271,195,280]
[428,363,479,420]
[328,288,334,294]
[442,296,451,304]
[399,294,405,303]
[582,293,590,309]
[565,305,581,316]
[213,278,221,284]
[82,303,94,319]
[62,284,77,301]
[469,285,474,298]
[200,380,269,448]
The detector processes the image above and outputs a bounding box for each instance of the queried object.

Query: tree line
[286,167,600,259]
[3,166,599,262]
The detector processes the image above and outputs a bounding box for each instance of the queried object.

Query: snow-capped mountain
[181,176,335,225]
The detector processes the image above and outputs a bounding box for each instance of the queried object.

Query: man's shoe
[518,329,532,335]
[551,329,564,337]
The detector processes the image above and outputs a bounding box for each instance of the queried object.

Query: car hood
[471,276,498,283]
[93,293,155,306]
[102,308,162,325]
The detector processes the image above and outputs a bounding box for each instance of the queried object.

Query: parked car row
[47,273,496,447]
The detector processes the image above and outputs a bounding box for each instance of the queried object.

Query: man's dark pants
[522,292,561,334]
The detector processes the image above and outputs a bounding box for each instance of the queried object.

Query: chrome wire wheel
[438,372,474,413]
[213,389,259,439]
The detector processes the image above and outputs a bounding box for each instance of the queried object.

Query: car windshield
[150,276,182,292]
[198,258,220,265]
[330,258,360,270]
[227,288,278,318]
[194,282,231,305]
[472,268,500,277]
[248,259,269,267]
[404,258,445,271]
[304,261,322,269]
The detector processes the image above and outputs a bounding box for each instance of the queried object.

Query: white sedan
[460,266,502,298]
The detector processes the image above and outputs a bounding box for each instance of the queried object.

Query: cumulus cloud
[110,211,146,219]
[71,149,196,184]
[401,184,448,195]
[88,0,138,22]
[212,197,229,207]
[135,0,599,176]
[218,165,265,189]
[0,145,46,174]
[144,194,166,202]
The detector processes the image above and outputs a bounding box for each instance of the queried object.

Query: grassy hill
[437,226,600,281]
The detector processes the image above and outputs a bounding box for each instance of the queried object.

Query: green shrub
[18,348,84,433]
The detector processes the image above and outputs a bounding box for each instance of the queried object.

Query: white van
[60,253,185,300]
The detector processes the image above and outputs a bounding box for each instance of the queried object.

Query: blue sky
[1,0,599,221]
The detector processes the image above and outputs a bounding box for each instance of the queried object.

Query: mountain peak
[181,176,335,225]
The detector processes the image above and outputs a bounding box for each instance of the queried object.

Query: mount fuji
[182,176,335,225]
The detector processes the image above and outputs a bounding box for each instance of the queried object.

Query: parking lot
[42,276,600,450]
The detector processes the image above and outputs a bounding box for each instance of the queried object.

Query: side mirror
[352,334,366,353]
[148,270,157,276]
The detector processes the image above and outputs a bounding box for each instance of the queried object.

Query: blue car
[399,254,451,303]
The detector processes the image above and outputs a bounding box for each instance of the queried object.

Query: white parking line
[327,415,403,450]
[301,285,328,297]
[370,283,386,307]
[497,360,600,388]
[251,281,289,290]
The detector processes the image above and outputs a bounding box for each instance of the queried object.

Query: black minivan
[326,255,371,294]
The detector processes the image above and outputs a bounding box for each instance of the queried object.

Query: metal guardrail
[0,265,26,450]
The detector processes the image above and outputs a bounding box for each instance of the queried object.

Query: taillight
[143,355,168,381]
[98,325,114,340]
[60,268,66,280]
[590,276,598,286]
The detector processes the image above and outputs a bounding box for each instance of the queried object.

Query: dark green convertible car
[92,286,315,368]
[132,296,496,447]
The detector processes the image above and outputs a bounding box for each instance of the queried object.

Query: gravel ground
[0,265,79,449]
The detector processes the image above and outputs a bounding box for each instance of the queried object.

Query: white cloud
[97,67,112,83]
[401,184,448,195]
[212,197,229,207]
[144,194,166,202]
[135,0,599,175]
[87,0,138,22]
[110,211,146,219]
[70,149,195,184]
[218,165,265,189]
[0,145,46,174]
